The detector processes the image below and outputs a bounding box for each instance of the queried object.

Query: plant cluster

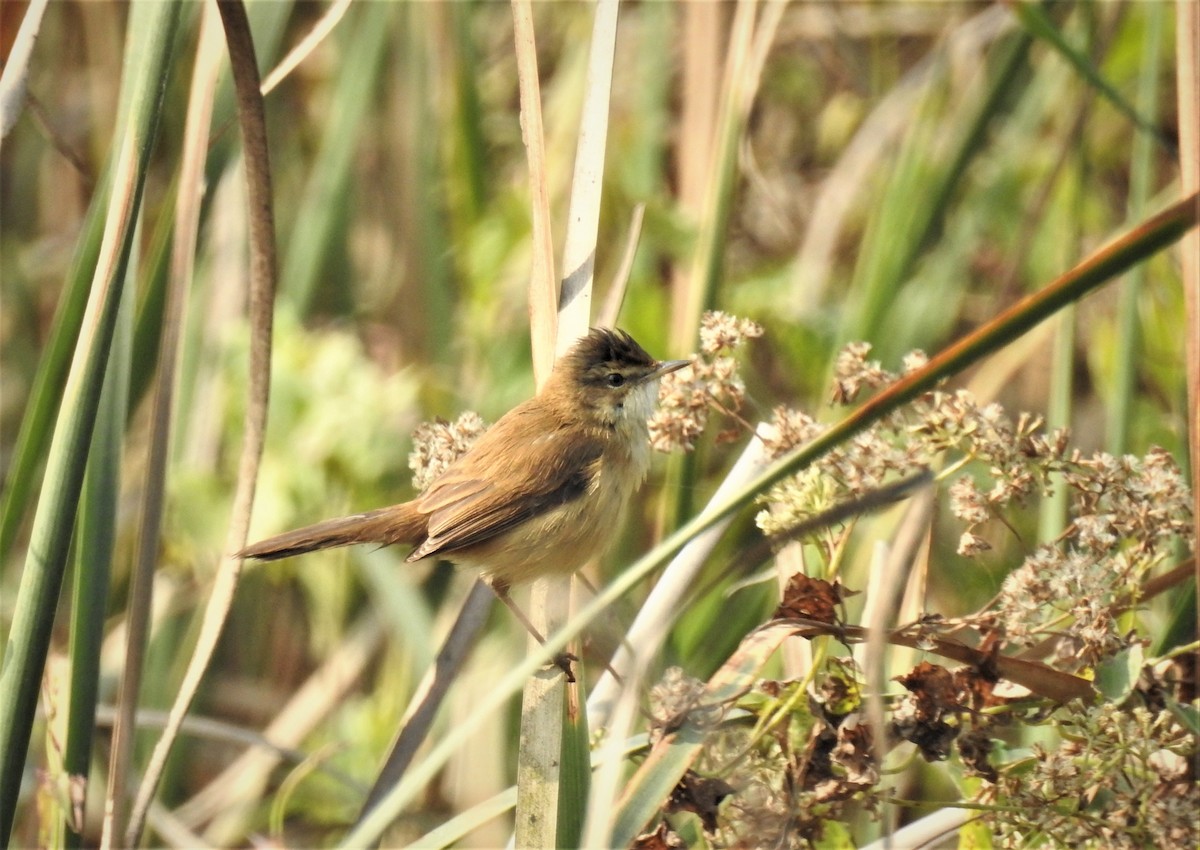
[408,411,489,492]
[635,331,1196,849]
[649,311,763,453]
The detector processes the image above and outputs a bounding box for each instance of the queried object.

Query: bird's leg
[571,572,626,687]
[489,580,577,683]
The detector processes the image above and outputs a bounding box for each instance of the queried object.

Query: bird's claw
[551,651,578,683]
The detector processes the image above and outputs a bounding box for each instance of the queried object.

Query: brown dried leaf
[631,822,682,850]
[665,770,735,833]
[892,662,961,761]
[774,573,846,624]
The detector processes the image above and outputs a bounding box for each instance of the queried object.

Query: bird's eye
[606,372,626,387]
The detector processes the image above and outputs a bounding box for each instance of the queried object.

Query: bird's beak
[643,359,691,384]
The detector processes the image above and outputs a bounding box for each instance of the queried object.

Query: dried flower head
[831,341,894,405]
[1062,447,1192,555]
[699,310,764,355]
[755,339,1192,672]
[408,411,487,492]
[760,405,825,460]
[986,702,1198,849]
[647,666,713,744]
[649,311,760,453]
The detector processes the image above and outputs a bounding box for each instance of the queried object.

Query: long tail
[238,504,424,561]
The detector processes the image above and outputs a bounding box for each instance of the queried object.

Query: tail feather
[238,504,424,561]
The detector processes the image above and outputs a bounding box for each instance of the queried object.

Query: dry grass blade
[555,0,617,351]
[516,2,617,847]
[124,0,277,843]
[101,7,223,846]
[512,0,557,382]
[353,582,492,833]
[670,2,721,342]
[0,0,50,139]
[596,202,644,328]
[1175,1,1200,634]
[260,0,352,96]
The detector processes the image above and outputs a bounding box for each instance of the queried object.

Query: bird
[239,327,688,603]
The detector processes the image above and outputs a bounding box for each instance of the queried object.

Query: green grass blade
[1038,303,1075,539]
[846,25,1034,355]
[676,2,785,348]
[62,222,134,849]
[126,176,177,417]
[280,1,393,314]
[1013,1,1172,152]
[400,2,453,365]
[1108,4,1166,454]
[0,1,180,840]
[667,1,784,540]
[448,2,487,222]
[0,165,109,563]
[1040,130,1087,541]
[556,690,590,849]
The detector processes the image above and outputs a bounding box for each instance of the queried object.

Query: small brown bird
[239,328,688,598]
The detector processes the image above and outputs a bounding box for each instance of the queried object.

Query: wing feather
[407,423,604,562]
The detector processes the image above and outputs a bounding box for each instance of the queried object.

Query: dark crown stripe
[571,327,654,369]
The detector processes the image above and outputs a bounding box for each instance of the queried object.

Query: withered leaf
[774,573,848,624]
[630,822,682,850]
[665,770,735,833]
[892,661,961,761]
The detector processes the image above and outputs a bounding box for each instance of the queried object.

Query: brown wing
[407,415,605,562]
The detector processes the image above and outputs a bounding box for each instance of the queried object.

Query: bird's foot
[550,651,578,683]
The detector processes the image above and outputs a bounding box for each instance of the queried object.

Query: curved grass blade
[123,0,279,842]
[104,6,223,842]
